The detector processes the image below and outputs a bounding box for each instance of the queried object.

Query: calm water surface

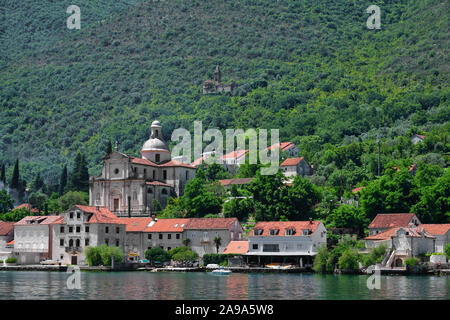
[0,271,448,300]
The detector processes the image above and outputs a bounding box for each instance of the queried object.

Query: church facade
[89,121,196,217]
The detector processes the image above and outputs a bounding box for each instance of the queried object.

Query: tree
[105,140,112,155]
[169,246,198,266]
[326,204,368,235]
[0,190,14,214]
[59,165,68,195]
[0,164,6,184]
[0,207,34,222]
[28,192,48,213]
[31,173,45,193]
[68,153,89,192]
[10,159,19,189]
[338,248,360,270]
[47,192,63,213]
[145,247,170,265]
[445,244,450,259]
[223,197,254,221]
[182,238,191,246]
[213,236,222,253]
[58,191,88,211]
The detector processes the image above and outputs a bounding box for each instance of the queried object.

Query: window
[144,169,147,177]
[85,239,89,246]
[85,226,89,233]
[155,154,160,162]
[69,212,73,219]
[105,226,109,234]
[69,226,73,233]
[185,171,189,180]
[60,239,64,246]
[252,244,258,250]
[115,240,119,247]
[263,244,279,252]
[176,234,180,240]
[116,227,120,234]
[159,234,163,240]
[69,239,74,247]
[114,168,119,174]
[269,229,279,236]
[77,212,81,219]
[105,239,109,246]
[60,226,64,233]
[167,247,171,251]
[148,234,152,240]
[254,229,263,236]
[76,226,80,233]
[302,229,312,236]
[285,229,295,236]
[168,234,171,240]
[152,170,156,179]
[76,239,80,247]
[163,170,167,180]
[147,189,153,194]
[162,189,168,195]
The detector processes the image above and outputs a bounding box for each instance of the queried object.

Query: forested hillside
[0,0,448,188]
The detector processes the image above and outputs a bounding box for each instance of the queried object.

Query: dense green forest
[0,0,448,225]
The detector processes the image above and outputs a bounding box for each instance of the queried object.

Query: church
[89,120,197,217]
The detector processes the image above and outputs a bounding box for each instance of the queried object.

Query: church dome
[142,138,169,152]
[151,120,162,128]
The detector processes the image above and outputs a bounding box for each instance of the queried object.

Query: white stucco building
[368,213,421,236]
[246,220,327,267]
[89,120,196,217]
[418,224,450,253]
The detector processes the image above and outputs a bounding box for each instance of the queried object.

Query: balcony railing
[65,246,82,253]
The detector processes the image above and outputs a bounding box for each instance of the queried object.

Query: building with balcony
[52,205,126,265]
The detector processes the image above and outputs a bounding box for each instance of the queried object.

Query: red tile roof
[159,160,196,169]
[280,157,304,167]
[418,224,450,235]
[15,215,63,226]
[368,213,418,229]
[14,203,39,213]
[413,134,425,140]
[132,157,158,166]
[250,220,321,236]
[219,178,254,186]
[74,205,125,225]
[352,186,366,193]
[143,218,190,232]
[365,227,434,240]
[222,150,248,160]
[0,221,14,235]
[223,241,248,255]
[266,142,296,152]
[120,218,152,232]
[6,239,14,246]
[184,218,238,230]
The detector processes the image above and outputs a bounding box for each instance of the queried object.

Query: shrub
[338,249,360,270]
[6,257,17,263]
[361,244,387,267]
[445,244,450,258]
[404,257,420,267]
[0,260,3,263]
[203,253,231,266]
[145,247,170,264]
[85,246,102,266]
[85,245,123,266]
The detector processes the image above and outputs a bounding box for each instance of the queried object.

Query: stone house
[52,205,126,265]
[14,215,63,264]
[368,213,421,236]
[183,218,243,257]
[203,65,235,94]
[266,142,299,157]
[280,157,311,178]
[246,220,327,267]
[411,134,425,145]
[418,224,450,253]
[0,221,14,262]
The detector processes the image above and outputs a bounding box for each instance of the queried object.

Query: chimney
[96,205,100,211]
[152,214,156,221]
[309,217,313,225]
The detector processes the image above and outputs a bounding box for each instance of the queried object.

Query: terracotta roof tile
[280,157,304,166]
[418,224,450,235]
[131,157,158,166]
[365,227,434,240]
[146,181,171,187]
[219,178,254,186]
[120,217,152,232]
[184,218,238,230]
[158,160,196,168]
[352,186,366,193]
[266,142,295,152]
[0,221,14,235]
[143,218,190,232]
[368,213,418,229]
[223,241,248,254]
[15,215,63,226]
[74,205,125,225]
[250,220,321,236]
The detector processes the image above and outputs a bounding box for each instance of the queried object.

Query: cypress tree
[0,164,5,184]
[105,140,112,155]
[10,159,20,189]
[79,154,90,192]
[32,173,44,192]
[68,153,82,191]
[59,165,68,195]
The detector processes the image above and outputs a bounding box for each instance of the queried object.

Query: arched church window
[76,239,80,247]
[69,239,73,247]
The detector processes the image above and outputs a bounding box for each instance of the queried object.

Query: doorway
[113,199,119,211]
[71,256,78,265]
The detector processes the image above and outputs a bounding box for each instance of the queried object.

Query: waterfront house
[246,220,327,267]
[365,226,435,267]
[14,215,62,264]
[142,217,189,254]
[223,240,249,267]
[120,217,152,262]
[52,205,126,265]
[418,224,450,253]
[368,213,421,236]
[0,221,14,262]
[183,218,243,257]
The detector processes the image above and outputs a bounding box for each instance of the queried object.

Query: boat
[211,268,232,275]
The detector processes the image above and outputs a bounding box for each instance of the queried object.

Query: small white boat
[211,268,232,275]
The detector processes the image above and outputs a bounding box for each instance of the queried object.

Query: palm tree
[182,238,191,247]
[213,236,222,253]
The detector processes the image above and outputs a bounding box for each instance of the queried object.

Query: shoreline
[1,265,449,276]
